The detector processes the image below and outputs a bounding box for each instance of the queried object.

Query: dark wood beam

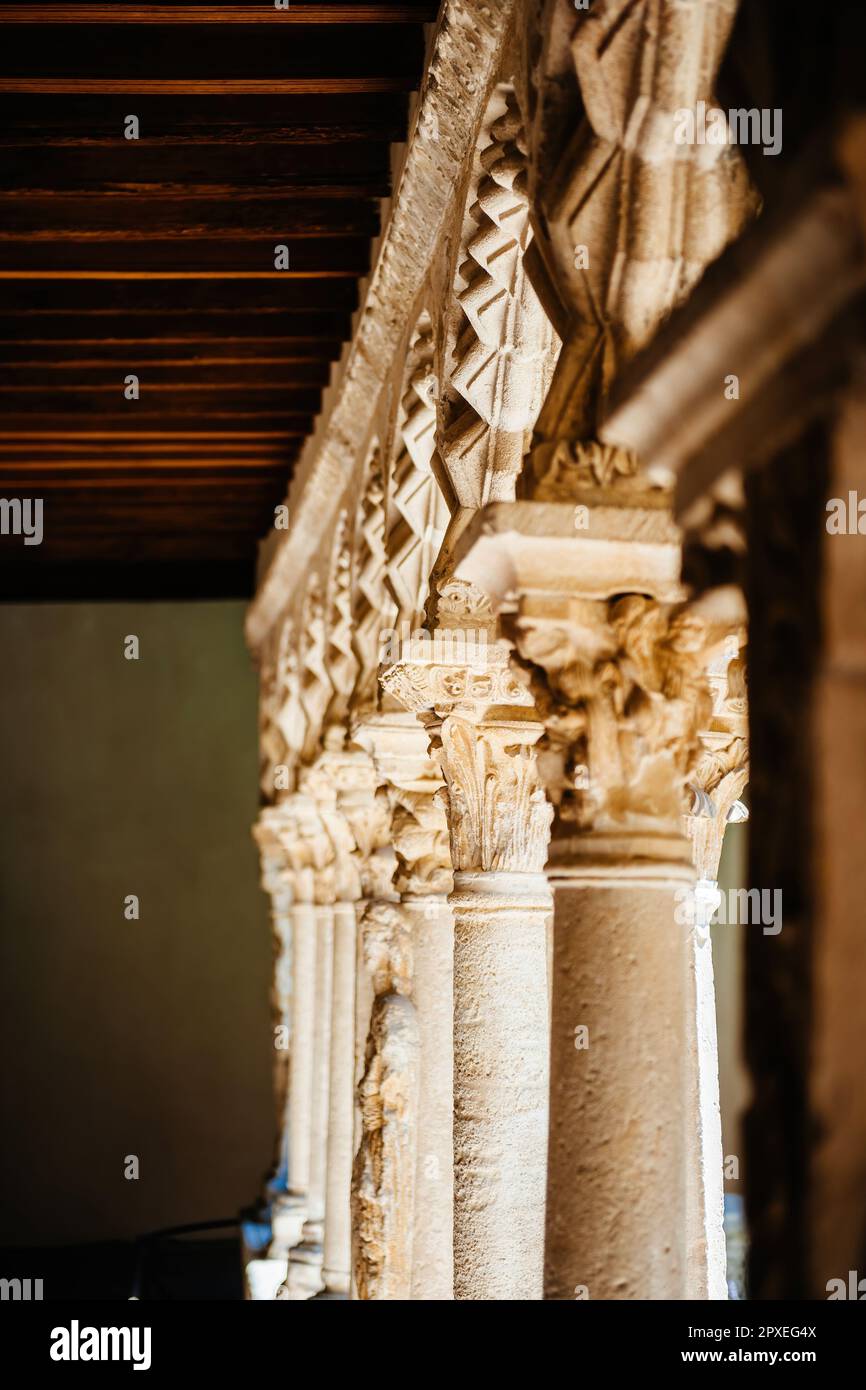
[0,198,379,237]
[0,341,341,362]
[0,458,291,472]
[0,144,392,189]
[0,92,408,144]
[0,6,437,23]
[0,239,371,274]
[0,362,330,384]
[0,315,350,340]
[0,279,359,310]
[0,386,323,412]
[0,425,309,436]
[0,24,423,76]
[0,78,415,95]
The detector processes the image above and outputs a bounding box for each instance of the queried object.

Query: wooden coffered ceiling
[0,2,433,600]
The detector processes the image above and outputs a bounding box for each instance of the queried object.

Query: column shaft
[451,872,550,1300]
[281,904,334,1299]
[314,901,357,1298]
[402,895,454,1300]
[545,854,693,1300]
[276,901,317,1250]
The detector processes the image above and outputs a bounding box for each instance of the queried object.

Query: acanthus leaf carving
[512,593,715,837]
[435,716,552,875]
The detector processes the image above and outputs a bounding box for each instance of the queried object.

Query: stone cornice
[245,0,519,654]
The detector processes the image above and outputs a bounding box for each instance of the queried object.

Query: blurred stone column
[279,791,336,1300]
[682,639,749,1299]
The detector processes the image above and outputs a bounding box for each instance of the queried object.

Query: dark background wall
[0,602,273,1247]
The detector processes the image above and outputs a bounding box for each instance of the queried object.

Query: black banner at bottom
[0,1297,859,1376]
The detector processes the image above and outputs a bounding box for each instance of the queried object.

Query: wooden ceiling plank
[0,78,416,96]
[0,316,350,340]
[0,197,380,236]
[0,279,359,309]
[0,6,437,23]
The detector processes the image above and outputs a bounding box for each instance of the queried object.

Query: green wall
[0,602,273,1246]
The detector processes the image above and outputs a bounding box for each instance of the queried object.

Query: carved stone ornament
[684,638,749,882]
[436,716,553,875]
[390,787,453,897]
[512,592,715,836]
[522,0,758,459]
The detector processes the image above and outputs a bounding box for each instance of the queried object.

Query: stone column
[251,808,294,1211]
[453,503,723,1299]
[318,744,394,1300]
[512,588,714,1301]
[361,712,455,1300]
[382,638,553,1301]
[351,899,419,1299]
[247,805,297,1299]
[281,885,317,1252]
[279,794,336,1300]
[682,641,749,1300]
[314,898,357,1299]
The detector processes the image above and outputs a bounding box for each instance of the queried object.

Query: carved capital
[353,710,453,897]
[434,715,552,875]
[252,805,295,902]
[684,636,750,882]
[379,638,532,723]
[530,439,666,505]
[380,620,551,876]
[511,592,715,839]
[300,742,378,903]
[391,786,453,897]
